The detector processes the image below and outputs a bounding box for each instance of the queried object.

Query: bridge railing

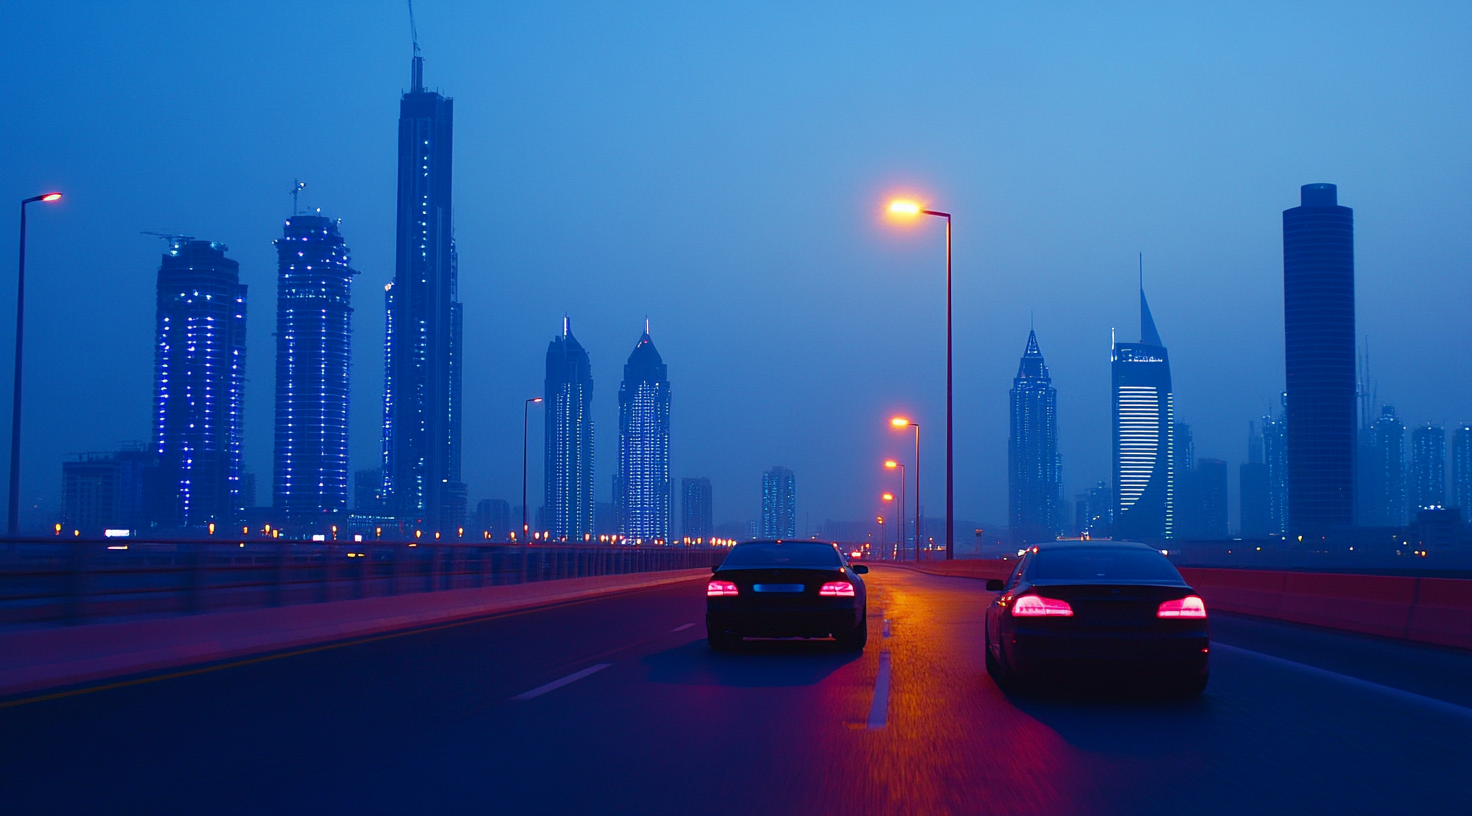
[0,540,725,629]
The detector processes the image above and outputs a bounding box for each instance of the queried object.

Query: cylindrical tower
[1283,183,1356,534]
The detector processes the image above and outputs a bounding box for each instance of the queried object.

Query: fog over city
[2,1,1469,532]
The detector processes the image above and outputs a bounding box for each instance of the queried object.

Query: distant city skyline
[5,4,1472,535]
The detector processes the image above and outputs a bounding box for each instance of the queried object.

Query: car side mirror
[986,579,1004,592]
[852,565,869,574]
[712,566,720,574]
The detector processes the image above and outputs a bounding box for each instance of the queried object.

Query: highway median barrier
[876,560,1472,651]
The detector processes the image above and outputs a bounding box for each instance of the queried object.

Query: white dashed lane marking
[671,623,695,632]
[867,652,892,729]
[511,664,612,701]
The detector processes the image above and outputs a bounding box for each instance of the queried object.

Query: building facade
[1112,288,1174,540]
[382,53,464,530]
[1452,425,1472,514]
[761,466,796,538]
[1360,406,1407,526]
[1262,400,1289,534]
[1283,183,1356,533]
[682,477,713,541]
[150,239,247,529]
[616,329,671,542]
[545,319,595,541]
[1008,330,1062,545]
[271,214,356,522]
[1410,424,1446,512]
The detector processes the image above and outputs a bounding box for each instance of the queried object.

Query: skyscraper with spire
[271,213,356,522]
[381,47,464,529]
[1112,273,1175,540]
[545,319,595,541]
[616,324,671,542]
[1008,329,1062,545]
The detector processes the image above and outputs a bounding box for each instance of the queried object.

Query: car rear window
[721,543,841,567]
[1031,548,1181,582]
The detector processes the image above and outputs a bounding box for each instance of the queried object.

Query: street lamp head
[884,460,898,469]
[890,417,910,428]
[530,397,543,403]
[888,199,921,217]
[882,493,894,502]
[41,193,62,202]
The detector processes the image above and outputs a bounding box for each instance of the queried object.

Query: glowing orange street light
[883,196,954,560]
[888,199,921,216]
[9,192,64,536]
[890,418,921,562]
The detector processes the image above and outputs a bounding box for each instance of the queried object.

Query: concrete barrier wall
[880,560,1472,651]
[0,568,711,699]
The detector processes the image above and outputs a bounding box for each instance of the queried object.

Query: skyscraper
[1283,183,1356,533]
[1240,422,1271,537]
[1008,330,1062,545]
[1262,398,1289,534]
[616,327,671,542]
[1360,406,1407,526]
[545,319,594,542]
[682,477,713,540]
[271,214,356,522]
[1112,286,1174,540]
[1410,424,1445,512]
[761,466,796,538]
[150,239,246,529]
[1451,425,1472,514]
[382,52,464,529]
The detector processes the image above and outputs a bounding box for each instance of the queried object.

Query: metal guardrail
[0,540,726,629]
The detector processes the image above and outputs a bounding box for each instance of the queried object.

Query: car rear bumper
[707,606,861,638]
[1007,630,1210,676]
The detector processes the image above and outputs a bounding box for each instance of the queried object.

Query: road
[3,565,1470,815]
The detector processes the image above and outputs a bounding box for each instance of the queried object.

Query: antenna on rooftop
[407,0,424,91]
[290,179,306,216]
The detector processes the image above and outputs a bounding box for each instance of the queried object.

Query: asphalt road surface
[3,565,1470,815]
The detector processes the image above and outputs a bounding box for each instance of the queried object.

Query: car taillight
[819,581,856,597]
[1157,595,1207,618]
[707,580,739,597]
[1012,595,1073,617]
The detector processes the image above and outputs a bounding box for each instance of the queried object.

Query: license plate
[753,583,806,593]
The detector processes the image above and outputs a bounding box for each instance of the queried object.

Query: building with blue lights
[616,327,671,542]
[545,319,595,541]
[761,466,796,538]
[1008,329,1062,545]
[1283,183,1356,533]
[381,52,465,530]
[1410,424,1445,512]
[150,239,247,530]
[271,214,356,524]
[1112,286,1174,540]
[682,477,713,541]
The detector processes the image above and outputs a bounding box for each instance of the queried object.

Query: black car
[706,540,869,651]
[984,541,1209,694]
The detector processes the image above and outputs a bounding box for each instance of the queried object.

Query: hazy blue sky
[2,1,1469,533]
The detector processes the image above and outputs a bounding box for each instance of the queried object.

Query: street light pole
[9,192,61,537]
[885,459,905,561]
[885,200,953,560]
[890,418,920,561]
[522,397,542,542]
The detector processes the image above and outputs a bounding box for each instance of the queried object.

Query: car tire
[834,612,867,652]
[987,635,1016,691]
[708,630,741,652]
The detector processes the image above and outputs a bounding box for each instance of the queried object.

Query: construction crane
[140,231,194,246]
